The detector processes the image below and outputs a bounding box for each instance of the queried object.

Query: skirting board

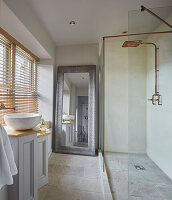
[98,150,113,200]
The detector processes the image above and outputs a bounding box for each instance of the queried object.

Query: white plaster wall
[56,44,99,148]
[69,85,76,115]
[0,0,50,59]
[146,13,172,179]
[104,40,128,152]
[104,39,147,153]
[76,88,88,96]
[63,87,88,115]
[3,0,55,58]
[56,44,99,66]
[37,60,54,154]
[128,45,147,153]
[38,61,53,124]
[63,91,70,114]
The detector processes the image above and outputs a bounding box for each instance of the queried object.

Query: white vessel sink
[63,115,75,121]
[4,113,42,130]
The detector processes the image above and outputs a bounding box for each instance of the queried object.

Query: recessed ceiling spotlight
[69,21,76,25]
[122,31,128,34]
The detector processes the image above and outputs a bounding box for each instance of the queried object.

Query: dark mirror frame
[53,65,96,156]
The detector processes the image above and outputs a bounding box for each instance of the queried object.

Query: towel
[0,124,18,189]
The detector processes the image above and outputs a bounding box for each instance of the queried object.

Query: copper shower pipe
[103,5,172,39]
[103,32,172,95]
[122,40,159,95]
[141,5,172,29]
[141,42,158,95]
[103,31,172,39]
[102,5,172,105]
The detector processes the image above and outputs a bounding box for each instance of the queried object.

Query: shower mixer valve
[148,94,162,105]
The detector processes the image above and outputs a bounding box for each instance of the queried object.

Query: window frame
[0,34,38,125]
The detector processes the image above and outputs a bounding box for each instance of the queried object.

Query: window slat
[0,34,38,125]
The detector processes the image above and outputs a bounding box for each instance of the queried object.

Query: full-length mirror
[62,73,89,148]
[54,65,96,156]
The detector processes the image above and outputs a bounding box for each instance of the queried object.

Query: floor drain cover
[134,165,146,170]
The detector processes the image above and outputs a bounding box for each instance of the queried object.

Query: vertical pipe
[155,46,158,95]
[102,37,105,171]
[142,43,158,94]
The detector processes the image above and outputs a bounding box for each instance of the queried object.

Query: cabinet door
[38,136,48,188]
[19,134,37,200]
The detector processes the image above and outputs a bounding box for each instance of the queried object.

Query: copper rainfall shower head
[122,40,143,47]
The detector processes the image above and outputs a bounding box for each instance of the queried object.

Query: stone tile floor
[105,152,172,200]
[38,153,104,200]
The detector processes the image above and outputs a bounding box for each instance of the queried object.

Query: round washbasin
[63,115,75,121]
[4,113,42,130]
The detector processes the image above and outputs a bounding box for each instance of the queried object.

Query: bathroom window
[0,34,38,125]
[14,47,37,113]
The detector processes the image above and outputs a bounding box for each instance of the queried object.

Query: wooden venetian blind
[0,33,38,125]
[0,35,13,125]
[14,47,38,113]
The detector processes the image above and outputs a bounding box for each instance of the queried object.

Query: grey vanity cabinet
[8,132,50,200]
[9,134,38,200]
[37,135,48,188]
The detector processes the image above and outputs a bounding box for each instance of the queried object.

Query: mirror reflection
[62,73,89,148]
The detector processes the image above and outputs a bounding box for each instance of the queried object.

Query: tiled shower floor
[38,153,104,200]
[105,152,172,200]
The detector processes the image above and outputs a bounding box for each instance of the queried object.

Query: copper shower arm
[141,5,172,29]
[141,42,158,95]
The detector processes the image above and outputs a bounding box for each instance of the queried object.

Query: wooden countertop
[5,126,52,138]
[37,130,52,138]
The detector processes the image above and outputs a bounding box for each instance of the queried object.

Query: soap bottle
[40,118,45,132]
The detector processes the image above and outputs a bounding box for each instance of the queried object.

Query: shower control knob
[148,94,162,105]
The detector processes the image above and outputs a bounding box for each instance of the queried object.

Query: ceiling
[64,73,89,90]
[26,0,172,45]
[0,1,51,59]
